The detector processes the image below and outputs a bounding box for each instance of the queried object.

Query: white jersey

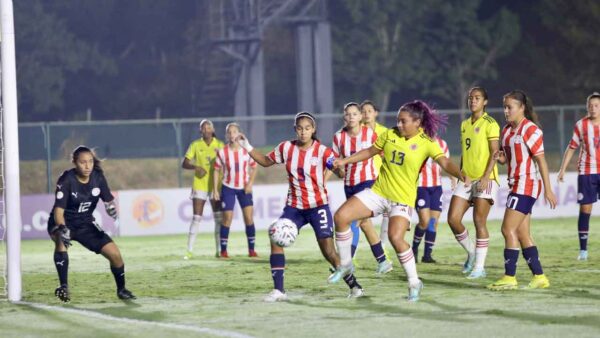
[418,138,450,187]
[214,145,256,189]
[268,140,335,209]
[332,126,377,186]
[501,118,544,197]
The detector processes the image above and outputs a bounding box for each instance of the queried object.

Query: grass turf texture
[1,216,600,337]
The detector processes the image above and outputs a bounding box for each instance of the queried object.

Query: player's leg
[210,198,224,257]
[467,197,492,279]
[185,191,207,259]
[576,174,596,260]
[48,222,70,302]
[331,193,376,282]
[380,212,390,249]
[447,194,475,273]
[422,210,441,263]
[516,214,549,289]
[487,204,527,290]
[388,208,422,302]
[218,186,236,258]
[413,208,430,262]
[240,190,257,257]
[360,218,393,274]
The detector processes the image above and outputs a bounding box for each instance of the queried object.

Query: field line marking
[16,301,254,338]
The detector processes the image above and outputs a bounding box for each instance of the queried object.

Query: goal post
[1,0,22,302]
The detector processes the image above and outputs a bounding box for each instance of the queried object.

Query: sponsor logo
[71,192,78,198]
[132,193,164,228]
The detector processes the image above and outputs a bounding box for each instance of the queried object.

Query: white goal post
[1,0,22,302]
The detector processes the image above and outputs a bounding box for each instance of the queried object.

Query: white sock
[187,215,202,252]
[213,211,223,253]
[380,214,389,247]
[398,248,420,287]
[335,229,353,267]
[455,229,475,255]
[474,238,489,271]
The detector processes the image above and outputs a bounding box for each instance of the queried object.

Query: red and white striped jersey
[214,145,256,189]
[418,138,450,187]
[332,126,377,186]
[501,119,544,197]
[268,140,335,209]
[568,117,600,175]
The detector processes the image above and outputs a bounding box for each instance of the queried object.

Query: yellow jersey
[460,112,500,182]
[184,137,224,192]
[372,128,444,206]
[370,122,389,175]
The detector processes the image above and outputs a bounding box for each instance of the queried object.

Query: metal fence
[20,104,587,193]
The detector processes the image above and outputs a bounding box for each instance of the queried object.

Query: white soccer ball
[269,218,298,248]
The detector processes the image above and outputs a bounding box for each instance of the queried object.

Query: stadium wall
[21,172,580,239]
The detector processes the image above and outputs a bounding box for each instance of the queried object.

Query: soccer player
[236,112,363,302]
[48,146,135,302]
[487,90,556,290]
[213,123,258,258]
[182,119,225,259]
[557,92,600,261]
[330,101,464,302]
[332,102,393,274]
[361,100,392,256]
[412,136,454,263]
[447,86,500,279]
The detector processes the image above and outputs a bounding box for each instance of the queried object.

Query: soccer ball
[269,218,298,248]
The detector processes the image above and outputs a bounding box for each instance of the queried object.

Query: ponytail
[504,90,539,126]
[398,100,447,138]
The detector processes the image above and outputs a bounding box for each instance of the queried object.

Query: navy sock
[343,273,361,289]
[53,251,69,286]
[413,227,426,256]
[424,230,437,258]
[351,245,358,258]
[245,224,256,251]
[504,249,519,276]
[370,241,386,263]
[220,225,230,252]
[522,246,544,275]
[110,265,126,290]
[270,254,285,292]
[578,212,590,251]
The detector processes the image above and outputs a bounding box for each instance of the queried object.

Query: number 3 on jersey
[390,150,405,165]
[78,202,91,213]
[317,209,328,229]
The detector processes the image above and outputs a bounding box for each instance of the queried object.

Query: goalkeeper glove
[52,224,71,248]
[105,201,118,220]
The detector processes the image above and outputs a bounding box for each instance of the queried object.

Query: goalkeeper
[46,146,135,302]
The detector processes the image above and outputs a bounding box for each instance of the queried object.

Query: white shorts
[354,188,413,223]
[190,189,209,201]
[452,179,498,203]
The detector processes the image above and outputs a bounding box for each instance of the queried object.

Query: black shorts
[47,219,113,254]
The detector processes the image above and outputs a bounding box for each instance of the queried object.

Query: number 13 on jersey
[390,150,405,165]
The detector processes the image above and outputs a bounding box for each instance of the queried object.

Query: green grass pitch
[1,217,600,337]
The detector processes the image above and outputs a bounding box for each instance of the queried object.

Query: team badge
[417,199,426,207]
[92,187,100,196]
[56,191,64,199]
[410,144,418,150]
[578,193,584,201]
[475,127,481,134]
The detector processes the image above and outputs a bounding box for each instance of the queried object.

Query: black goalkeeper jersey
[49,169,114,227]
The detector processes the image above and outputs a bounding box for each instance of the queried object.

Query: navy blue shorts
[577,174,600,205]
[506,192,537,215]
[47,219,113,254]
[280,205,333,239]
[344,180,375,199]
[221,185,253,211]
[415,186,443,211]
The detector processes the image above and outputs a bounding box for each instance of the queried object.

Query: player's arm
[435,155,465,182]
[236,134,276,167]
[245,164,257,193]
[534,153,557,209]
[182,157,207,178]
[212,165,221,200]
[477,139,499,192]
[557,147,576,183]
[333,145,379,169]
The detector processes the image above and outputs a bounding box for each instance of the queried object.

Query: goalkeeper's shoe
[375,260,393,275]
[462,252,476,274]
[407,280,424,302]
[527,274,550,289]
[264,289,288,302]
[55,285,70,303]
[117,288,136,300]
[183,251,193,260]
[466,268,486,279]
[577,250,588,261]
[487,275,518,291]
[348,286,364,299]
[327,264,353,284]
